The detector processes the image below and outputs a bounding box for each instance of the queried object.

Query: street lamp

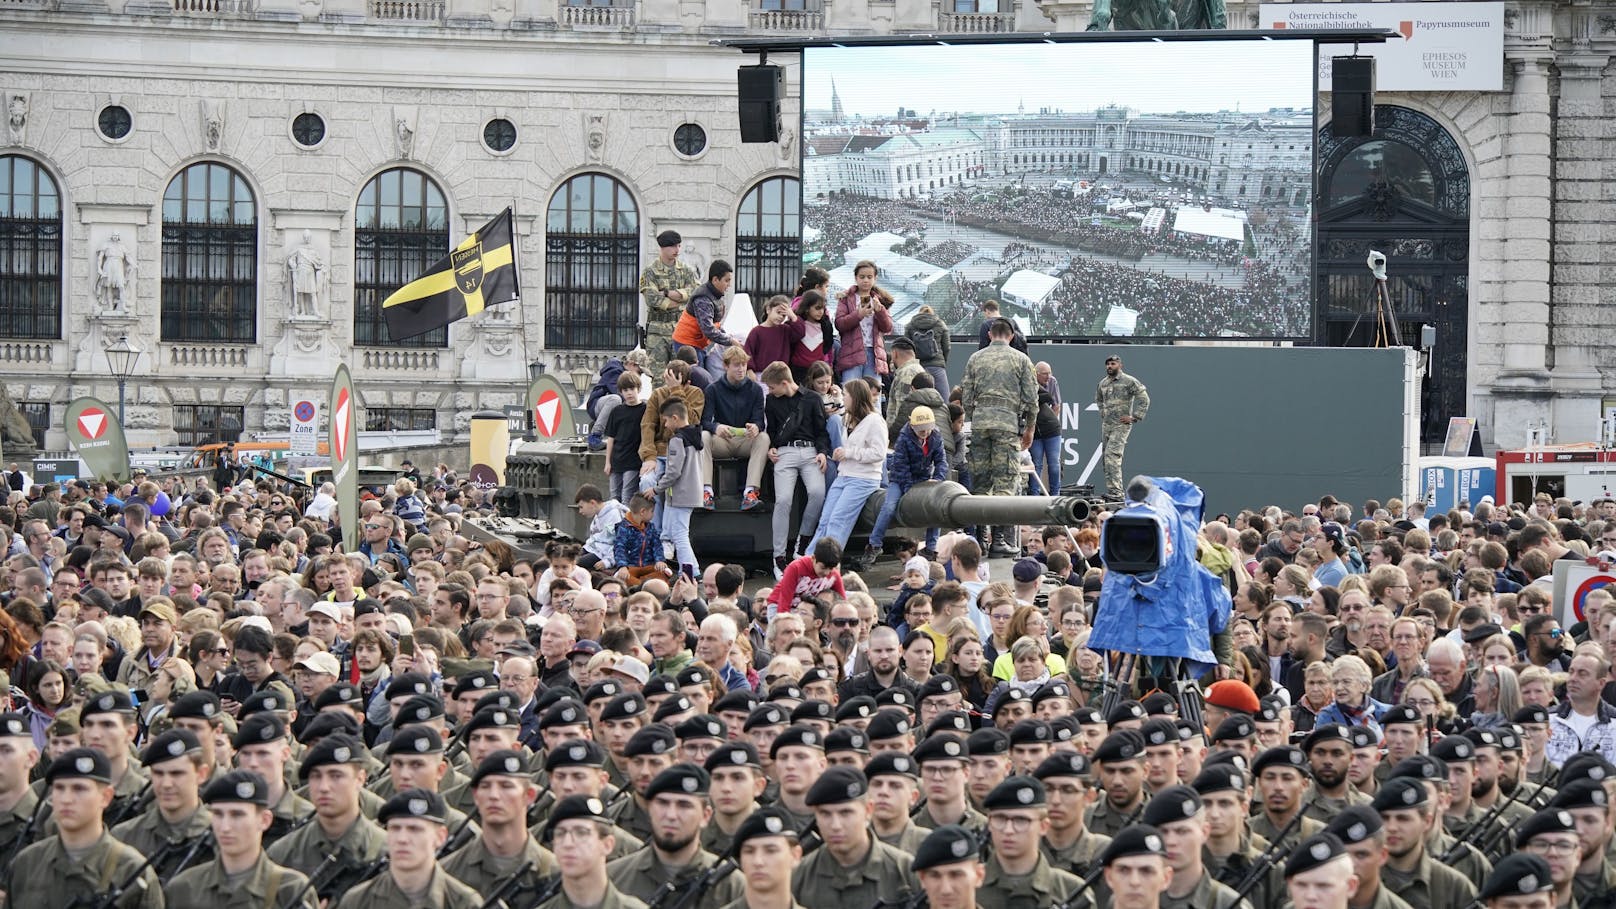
[103,335,142,423]
[570,364,595,405]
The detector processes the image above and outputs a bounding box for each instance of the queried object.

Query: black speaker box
[738,65,783,143]
[1332,57,1375,138]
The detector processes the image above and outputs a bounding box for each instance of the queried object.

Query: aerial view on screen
[801,40,1316,339]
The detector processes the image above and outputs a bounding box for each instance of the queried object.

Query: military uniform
[1427,828,1491,881]
[1094,368,1150,494]
[1379,851,1478,909]
[790,835,916,908]
[333,865,482,909]
[960,338,1038,552]
[267,787,314,846]
[639,258,700,375]
[106,763,151,826]
[1084,794,1146,838]
[1300,785,1373,824]
[2,829,164,909]
[441,832,557,893]
[1574,858,1616,909]
[875,819,928,856]
[111,804,214,880]
[607,845,745,909]
[1161,867,1248,909]
[610,796,655,845]
[1248,810,1321,853]
[166,850,316,909]
[1042,828,1111,879]
[979,853,1087,909]
[1440,805,1510,860]
[702,816,749,856]
[912,801,987,833]
[534,881,647,909]
[1355,883,1418,909]
[0,784,43,853]
[264,814,387,895]
[1207,831,1283,909]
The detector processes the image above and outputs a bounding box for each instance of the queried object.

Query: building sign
[290,398,320,456]
[1261,2,1505,92]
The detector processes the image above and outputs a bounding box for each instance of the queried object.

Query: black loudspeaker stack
[738,65,783,143]
[1331,57,1376,138]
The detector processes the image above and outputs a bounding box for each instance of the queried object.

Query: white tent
[1105,305,1140,337]
[1001,269,1061,310]
[1171,207,1245,243]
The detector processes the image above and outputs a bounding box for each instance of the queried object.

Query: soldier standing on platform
[960,317,1038,557]
[1095,354,1150,496]
[640,230,700,375]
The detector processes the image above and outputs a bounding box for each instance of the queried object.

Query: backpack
[910,328,939,362]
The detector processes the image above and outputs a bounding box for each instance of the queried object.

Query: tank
[895,480,1104,528]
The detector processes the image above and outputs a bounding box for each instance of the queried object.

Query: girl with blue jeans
[857,404,948,570]
[812,380,887,552]
[807,362,845,488]
[1030,387,1063,496]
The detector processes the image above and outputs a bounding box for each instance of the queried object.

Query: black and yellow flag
[383,207,519,340]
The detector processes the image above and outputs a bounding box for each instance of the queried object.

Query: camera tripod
[1099,651,1206,732]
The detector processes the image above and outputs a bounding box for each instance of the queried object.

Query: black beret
[1106,700,1146,726]
[379,787,447,826]
[1203,750,1251,773]
[169,691,222,722]
[1461,727,1501,751]
[984,776,1046,811]
[299,712,361,744]
[240,688,292,717]
[1515,808,1578,845]
[1093,730,1147,764]
[1009,719,1052,746]
[1099,824,1167,866]
[1140,693,1178,716]
[141,728,202,766]
[1301,724,1355,753]
[1034,752,1092,781]
[1479,854,1555,901]
[1512,705,1551,725]
[1495,728,1522,752]
[232,713,287,750]
[806,767,868,806]
[1073,706,1106,726]
[745,704,787,731]
[825,727,869,756]
[0,713,28,739]
[545,794,612,838]
[1032,681,1072,705]
[473,690,520,714]
[967,728,1011,757]
[387,724,444,757]
[644,676,680,699]
[990,687,1032,716]
[911,824,981,872]
[1050,716,1080,744]
[1429,736,1474,763]
[834,697,877,723]
[624,723,677,758]
[652,696,695,725]
[866,752,920,780]
[1192,764,1248,796]
[48,747,111,784]
[704,742,762,772]
[314,682,363,710]
[202,769,272,806]
[540,698,588,729]
[765,682,803,703]
[1389,755,1447,782]
[531,686,569,714]
[645,764,710,800]
[798,667,835,689]
[461,706,520,736]
[1284,832,1346,879]
[1253,746,1311,778]
[875,688,914,712]
[675,665,714,689]
[1558,751,1615,787]
[546,739,608,772]
[582,679,625,705]
[396,694,446,726]
[1379,704,1425,727]
[1371,777,1430,812]
[770,725,823,758]
[714,690,758,715]
[471,749,530,787]
[915,733,970,764]
[298,733,366,780]
[386,672,432,701]
[920,675,960,701]
[1256,698,1285,724]
[1175,719,1203,743]
[1346,726,1379,750]
[600,692,647,723]
[1139,718,1178,749]
[927,711,974,737]
[1322,805,1382,845]
[867,711,912,742]
[675,714,726,742]
[1211,715,1256,743]
[1549,778,1609,811]
[80,688,136,719]
[1141,785,1203,828]
[790,700,834,725]
[732,806,800,850]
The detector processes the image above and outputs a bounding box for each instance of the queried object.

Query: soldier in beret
[723,807,807,909]
[167,692,225,772]
[1429,735,1506,859]
[702,743,764,856]
[1321,806,1408,909]
[1495,726,1555,810]
[536,795,645,909]
[1515,809,1581,909]
[1008,720,1055,778]
[266,733,387,900]
[1100,823,1173,909]
[1211,715,1260,763]
[3,748,162,909]
[1512,705,1559,788]
[607,764,743,909]
[612,724,678,843]
[867,752,927,855]
[1034,752,1111,880]
[333,788,480,909]
[791,767,916,907]
[823,728,869,769]
[1143,784,1246,909]
[166,769,315,909]
[381,725,478,849]
[1478,854,1555,909]
[913,825,987,909]
[1088,730,1150,837]
[1544,780,1615,908]
[1371,777,1476,909]
[1464,728,1533,835]
[769,725,826,829]
[1194,765,1281,909]
[538,739,642,861]
[78,688,150,826]
[1284,832,1356,909]
[1377,707,1428,785]
[1136,719,1180,793]
[598,693,650,790]
[231,713,311,846]
[0,712,44,856]
[1384,757,1491,885]
[674,715,726,768]
[979,776,1085,909]
[1302,725,1373,824]
[918,732,988,832]
[441,749,557,898]
[112,729,214,880]
[1346,726,1383,801]
[1252,746,1324,852]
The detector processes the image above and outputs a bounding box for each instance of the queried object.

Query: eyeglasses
[1404,698,1437,709]
[570,607,604,617]
[1519,605,1544,614]
[1525,840,1580,857]
[364,523,387,531]
[922,764,963,778]
[830,618,860,627]
[987,815,1037,832]
[1392,634,1421,643]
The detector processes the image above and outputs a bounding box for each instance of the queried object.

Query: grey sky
[805,41,1314,116]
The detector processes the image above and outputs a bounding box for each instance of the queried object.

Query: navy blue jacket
[587,357,626,419]
[701,377,766,434]
[887,423,948,489]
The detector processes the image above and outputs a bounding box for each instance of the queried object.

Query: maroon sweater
[744,323,796,373]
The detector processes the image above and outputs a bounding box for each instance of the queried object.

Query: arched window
[0,156,62,339]
[161,162,257,342]
[354,168,449,348]
[545,173,638,350]
[734,177,801,307]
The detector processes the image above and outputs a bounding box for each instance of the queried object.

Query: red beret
[1204,680,1261,715]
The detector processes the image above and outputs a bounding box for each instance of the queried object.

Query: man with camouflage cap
[640,231,700,376]
[334,788,481,909]
[960,317,1038,556]
[1094,354,1149,496]
[166,769,316,909]
[442,749,557,896]
[791,766,916,907]
[608,764,743,909]
[112,728,215,880]
[266,733,386,901]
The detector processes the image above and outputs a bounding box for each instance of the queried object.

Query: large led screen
[801,40,1316,340]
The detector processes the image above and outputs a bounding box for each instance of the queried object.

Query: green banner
[525,372,584,440]
[329,363,360,551]
[64,397,131,484]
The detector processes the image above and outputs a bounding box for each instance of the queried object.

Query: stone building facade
[0,0,1612,454]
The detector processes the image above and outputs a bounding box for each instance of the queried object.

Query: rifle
[645,828,744,909]
[108,780,153,828]
[436,813,478,858]
[160,830,216,885]
[1050,863,1107,909]
[870,893,928,909]
[1231,810,1306,905]
[1,792,49,867]
[71,839,162,909]
[476,862,546,909]
[1440,778,1549,864]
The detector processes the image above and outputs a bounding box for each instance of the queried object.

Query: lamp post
[570,364,595,406]
[103,335,142,423]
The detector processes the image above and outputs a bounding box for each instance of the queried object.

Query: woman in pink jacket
[834,259,894,385]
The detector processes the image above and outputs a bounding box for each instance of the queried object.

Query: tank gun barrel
[895,480,1100,529]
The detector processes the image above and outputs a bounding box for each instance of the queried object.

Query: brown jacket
[639,385,705,461]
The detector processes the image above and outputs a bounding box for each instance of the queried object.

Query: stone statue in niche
[586,113,606,162]
[6,94,25,145]
[778,125,796,161]
[96,232,136,311]
[201,99,223,152]
[286,229,327,318]
[396,117,415,159]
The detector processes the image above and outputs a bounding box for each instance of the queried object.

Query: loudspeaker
[738,65,783,143]
[1331,56,1375,138]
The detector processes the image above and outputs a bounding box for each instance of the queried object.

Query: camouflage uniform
[639,258,700,376]
[111,803,214,880]
[3,830,164,909]
[166,850,316,909]
[960,338,1038,553]
[1094,368,1150,496]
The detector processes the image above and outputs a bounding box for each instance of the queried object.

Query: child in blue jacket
[855,405,948,570]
